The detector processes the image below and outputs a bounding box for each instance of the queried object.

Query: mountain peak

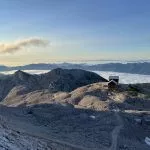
[14,70,31,80]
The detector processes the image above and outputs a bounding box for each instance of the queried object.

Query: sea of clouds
[93,71,150,84]
[1,70,150,84]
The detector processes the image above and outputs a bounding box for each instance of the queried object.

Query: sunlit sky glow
[0,0,150,66]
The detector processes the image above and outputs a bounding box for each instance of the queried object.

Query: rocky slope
[2,82,150,111]
[39,68,107,92]
[0,82,150,150]
[0,68,107,101]
[0,71,150,149]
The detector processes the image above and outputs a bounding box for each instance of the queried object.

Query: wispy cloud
[0,38,49,54]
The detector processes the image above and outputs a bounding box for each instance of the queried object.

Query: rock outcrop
[0,68,107,101]
[46,68,108,92]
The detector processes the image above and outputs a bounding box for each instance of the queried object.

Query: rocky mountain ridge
[0,68,107,101]
[0,81,150,150]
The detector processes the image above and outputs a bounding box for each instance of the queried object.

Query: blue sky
[0,0,150,65]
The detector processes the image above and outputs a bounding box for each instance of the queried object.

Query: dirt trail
[109,111,123,150]
[107,93,124,150]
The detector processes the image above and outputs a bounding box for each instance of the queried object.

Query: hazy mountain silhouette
[0,62,150,75]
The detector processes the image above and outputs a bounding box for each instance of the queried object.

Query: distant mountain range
[0,62,150,75]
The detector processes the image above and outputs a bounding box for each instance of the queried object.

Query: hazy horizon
[0,59,150,67]
[0,0,150,65]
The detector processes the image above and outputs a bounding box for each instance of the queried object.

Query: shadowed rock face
[0,68,107,101]
[46,68,108,92]
[0,70,41,101]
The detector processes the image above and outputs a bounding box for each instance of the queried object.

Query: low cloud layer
[0,38,49,54]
